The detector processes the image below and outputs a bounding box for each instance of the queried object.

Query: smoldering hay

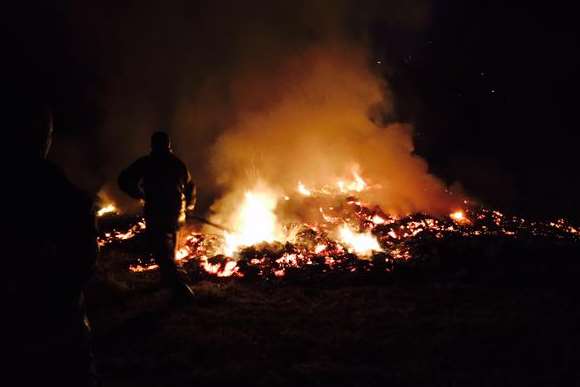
[205,42,459,231]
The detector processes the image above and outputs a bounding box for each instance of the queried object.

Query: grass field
[87,239,580,387]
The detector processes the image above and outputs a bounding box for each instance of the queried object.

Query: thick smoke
[48,1,457,216]
[205,41,456,226]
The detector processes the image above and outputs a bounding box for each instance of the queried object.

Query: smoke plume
[45,1,457,216]
[206,42,455,222]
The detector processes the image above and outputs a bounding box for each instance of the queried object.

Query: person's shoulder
[122,155,151,173]
[169,153,187,168]
[134,155,151,166]
[39,159,71,186]
[43,160,95,210]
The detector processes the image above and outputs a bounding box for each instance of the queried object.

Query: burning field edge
[97,197,579,282]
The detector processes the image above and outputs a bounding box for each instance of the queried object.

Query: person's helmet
[151,131,172,153]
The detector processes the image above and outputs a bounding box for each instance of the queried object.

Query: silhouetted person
[118,131,196,300]
[3,102,98,386]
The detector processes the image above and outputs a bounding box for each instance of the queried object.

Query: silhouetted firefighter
[4,102,99,386]
[118,131,196,301]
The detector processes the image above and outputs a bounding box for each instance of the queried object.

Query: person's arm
[64,195,98,287]
[52,177,99,300]
[118,158,146,200]
[184,171,196,211]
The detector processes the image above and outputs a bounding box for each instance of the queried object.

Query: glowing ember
[129,263,159,272]
[200,257,240,277]
[114,203,579,277]
[97,219,146,247]
[97,203,117,217]
[276,253,299,266]
[176,246,190,261]
[338,224,382,258]
[371,214,386,225]
[314,243,327,254]
[450,210,469,223]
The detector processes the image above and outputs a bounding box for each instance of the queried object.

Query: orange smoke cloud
[208,42,458,223]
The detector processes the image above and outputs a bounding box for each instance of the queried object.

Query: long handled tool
[186,214,232,233]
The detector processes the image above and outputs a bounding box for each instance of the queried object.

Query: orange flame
[338,224,382,258]
[97,203,117,217]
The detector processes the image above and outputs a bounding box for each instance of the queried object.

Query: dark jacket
[118,150,195,230]
[6,158,97,309]
[4,158,98,380]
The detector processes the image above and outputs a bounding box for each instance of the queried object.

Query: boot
[171,280,195,305]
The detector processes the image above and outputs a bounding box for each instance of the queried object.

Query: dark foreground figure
[3,104,98,386]
[118,131,196,300]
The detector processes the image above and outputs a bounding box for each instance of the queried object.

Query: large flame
[222,187,285,256]
[337,167,368,194]
[216,167,376,256]
[295,165,372,198]
[297,181,312,196]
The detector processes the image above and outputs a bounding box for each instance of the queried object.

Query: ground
[87,240,580,387]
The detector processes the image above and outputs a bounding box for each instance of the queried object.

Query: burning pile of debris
[98,171,578,281]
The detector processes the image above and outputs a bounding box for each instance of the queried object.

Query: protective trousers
[147,227,181,288]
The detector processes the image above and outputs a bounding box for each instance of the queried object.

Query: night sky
[3,1,579,221]
[383,2,580,220]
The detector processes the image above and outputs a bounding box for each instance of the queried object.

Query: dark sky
[3,1,579,221]
[376,1,580,220]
